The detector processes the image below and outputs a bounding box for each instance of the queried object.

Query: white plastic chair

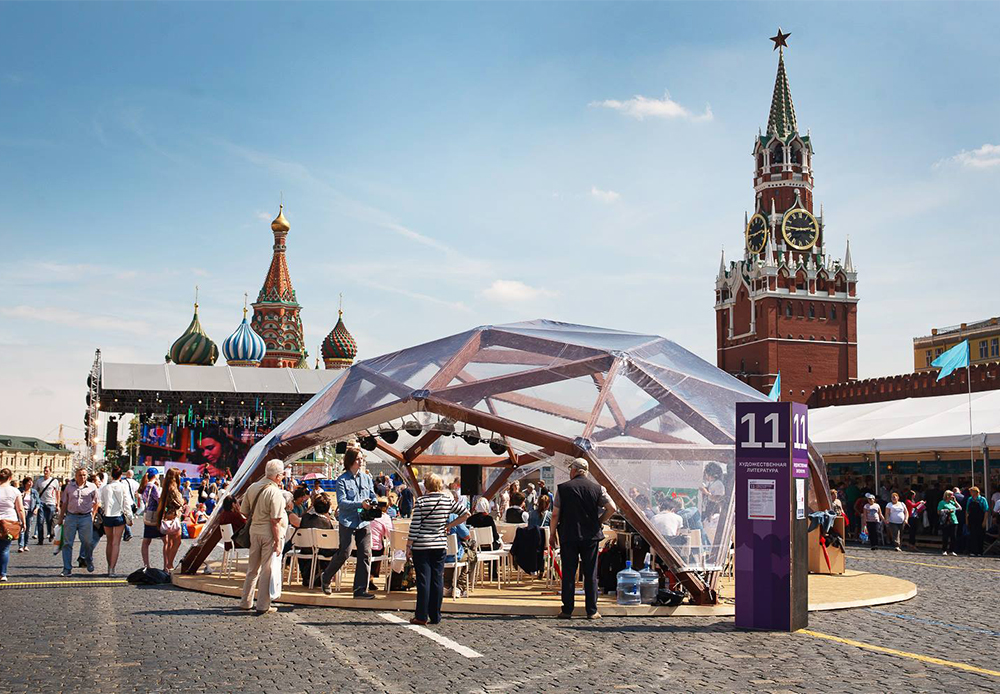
[312,529,340,590]
[219,524,246,577]
[386,528,408,595]
[285,528,316,586]
[472,526,504,589]
[444,533,462,600]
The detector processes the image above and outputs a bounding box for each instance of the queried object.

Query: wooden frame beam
[624,364,733,445]
[435,354,614,407]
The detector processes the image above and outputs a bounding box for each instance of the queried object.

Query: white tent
[810,390,1000,456]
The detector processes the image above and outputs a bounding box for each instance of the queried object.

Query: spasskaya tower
[714,29,858,403]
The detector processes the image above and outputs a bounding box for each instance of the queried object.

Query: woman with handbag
[98,466,131,577]
[405,474,469,626]
[157,468,185,572]
[138,468,163,570]
[0,468,27,582]
[938,489,962,556]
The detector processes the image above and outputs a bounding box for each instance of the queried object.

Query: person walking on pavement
[938,489,961,556]
[34,466,60,544]
[138,469,163,570]
[98,466,131,576]
[18,477,39,553]
[122,470,139,542]
[320,448,378,599]
[58,467,98,576]
[549,458,617,620]
[862,493,885,550]
[965,486,989,556]
[239,459,289,615]
[884,492,908,551]
[0,468,26,582]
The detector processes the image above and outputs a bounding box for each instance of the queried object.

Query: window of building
[936,348,943,357]
[785,304,792,318]
[980,341,989,360]
[992,338,999,358]
[925,350,932,367]
[830,306,837,320]
[808,305,815,318]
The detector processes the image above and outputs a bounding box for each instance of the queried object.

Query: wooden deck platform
[173,561,915,617]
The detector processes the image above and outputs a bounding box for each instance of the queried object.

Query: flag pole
[968,356,975,487]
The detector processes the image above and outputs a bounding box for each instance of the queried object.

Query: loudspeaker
[460,464,481,497]
[105,417,119,450]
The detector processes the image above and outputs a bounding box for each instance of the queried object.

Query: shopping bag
[52,524,63,553]
[859,529,868,544]
[269,552,282,600]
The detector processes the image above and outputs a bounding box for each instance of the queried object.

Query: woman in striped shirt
[406,474,469,625]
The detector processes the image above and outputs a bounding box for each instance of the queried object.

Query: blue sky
[2,2,999,441]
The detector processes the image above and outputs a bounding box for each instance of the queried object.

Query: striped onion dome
[168,303,218,366]
[321,310,358,369]
[222,308,267,367]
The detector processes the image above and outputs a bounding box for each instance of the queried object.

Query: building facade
[715,37,858,404]
[914,318,1000,372]
[0,436,73,481]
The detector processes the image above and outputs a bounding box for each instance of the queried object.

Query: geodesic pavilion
[181,320,831,604]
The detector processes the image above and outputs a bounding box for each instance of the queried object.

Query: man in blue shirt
[321,449,378,598]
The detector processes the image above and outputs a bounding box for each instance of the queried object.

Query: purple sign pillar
[735,402,809,631]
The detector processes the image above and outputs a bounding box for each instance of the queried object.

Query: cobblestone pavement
[1,537,998,693]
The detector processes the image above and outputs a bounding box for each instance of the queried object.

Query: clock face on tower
[781,208,819,250]
[745,213,769,254]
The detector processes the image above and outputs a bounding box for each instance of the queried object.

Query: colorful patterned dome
[168,302,218,366]
[321,311,358,369]
[222,306,267,367]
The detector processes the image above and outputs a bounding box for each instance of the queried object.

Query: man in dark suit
[549,458,616,620]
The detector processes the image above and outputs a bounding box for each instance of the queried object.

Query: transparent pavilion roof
[219,320,825,599]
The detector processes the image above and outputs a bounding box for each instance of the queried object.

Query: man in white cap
[549,457,616,619]
[240,459,289,614]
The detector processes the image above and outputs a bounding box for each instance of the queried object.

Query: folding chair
[284,528,316,586]
[312,529,339,590]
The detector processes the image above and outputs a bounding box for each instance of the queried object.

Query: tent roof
[101,362,340,395]
[810,390,1000,455]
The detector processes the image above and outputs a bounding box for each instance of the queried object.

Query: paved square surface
[1,536,997,693]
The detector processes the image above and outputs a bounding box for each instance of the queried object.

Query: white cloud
[590,91,713,122]
[946,144,1000,169]
[481,280,557,303]
[0,306,156,336]
[590,186,621,204]
[255,210,272,222]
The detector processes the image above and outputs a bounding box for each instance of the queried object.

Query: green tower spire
[766,47,797,141]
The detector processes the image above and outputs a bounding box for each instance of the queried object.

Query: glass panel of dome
[595,447,735,572]
[631,340,766,398]
[494,320,661,352]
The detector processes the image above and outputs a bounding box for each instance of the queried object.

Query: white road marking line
[379,612,483,659]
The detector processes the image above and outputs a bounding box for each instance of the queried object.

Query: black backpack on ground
[597,540,627,594]
[127,567,172,585]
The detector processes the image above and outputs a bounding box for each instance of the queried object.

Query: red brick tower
[251,204,308,369]
[714,31,858,403]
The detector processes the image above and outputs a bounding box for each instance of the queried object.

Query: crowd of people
[1,447,606,625]
[830,475,997,556]
[0,462,245,582]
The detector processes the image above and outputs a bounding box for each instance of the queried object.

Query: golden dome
[271,204,290,233]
